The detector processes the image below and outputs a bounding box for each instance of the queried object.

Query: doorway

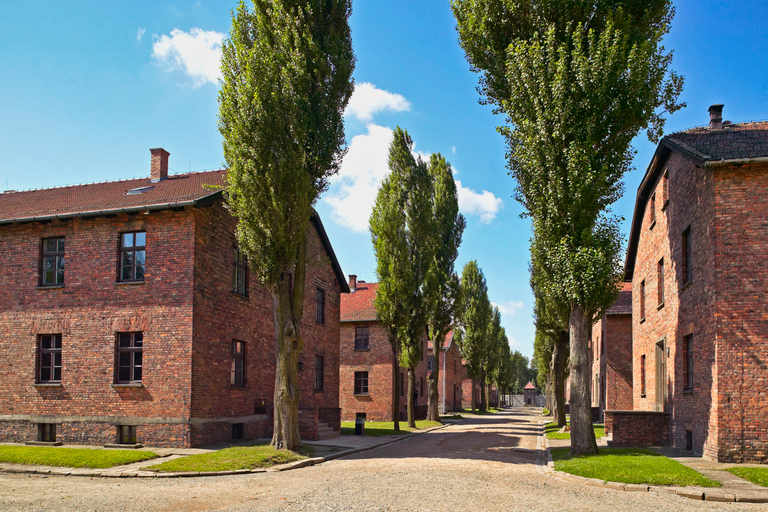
[655,340,667,412]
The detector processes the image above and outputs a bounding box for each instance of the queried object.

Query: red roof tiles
[523,381,536,390]
[607,282,632,315]
[340,281,378,321]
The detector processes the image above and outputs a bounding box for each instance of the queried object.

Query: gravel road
[1,408,763,511]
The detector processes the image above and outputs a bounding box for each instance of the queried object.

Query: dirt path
[1,408,763,511]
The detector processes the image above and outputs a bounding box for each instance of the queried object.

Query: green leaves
[455,260,492,379]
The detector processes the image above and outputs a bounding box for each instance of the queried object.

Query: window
[116,332,143,383]
[640,280,646,321]
[682,226,692,285]
[640,355,646,396]
[354,326,369,350]
[650,193,656,226]
[233,247,248,296]
[354,371,368,395]
[119,232,146,282]
[40,237,65,286]
[37,334,62,383]
[117,425,137,445]
[662,171,669,206]
[231,340,245,387]
[683,334,693,391]
[658,258,665,306]
[232,423,244,440]
[315,355,324,392]
[315,288,325,324]
[38,423,57,443]
[427,355,435,372]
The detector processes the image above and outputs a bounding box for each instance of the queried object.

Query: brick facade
[0,159,345,448]
[625,114,768,462]
[428,331,463,413]
[604,410,670,447]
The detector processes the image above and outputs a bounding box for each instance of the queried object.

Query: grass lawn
[146,445,307,472]
[542,408,550,416]
[340,420,441,437]
[727,467,768,487]
[0,446,158,469]
[551,448,721,487]
[545,421,604,440]
[460,408,499,415]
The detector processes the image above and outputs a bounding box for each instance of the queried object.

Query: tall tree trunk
[426,345,441,422]
[407,367,416,427]
[553,330,567,427]
[479,369,487,411]
[546,358,554,414]
[569,304,598,456]
[270,235,307,451]
[391,343,400,431]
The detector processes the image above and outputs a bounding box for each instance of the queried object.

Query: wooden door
[655,341,666,412]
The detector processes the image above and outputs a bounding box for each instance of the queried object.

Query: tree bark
[546,359,554,415]
[391,343,400,431]
[569,304,598,456]
[270,234,307,452]
[407,367,417,428]
[426,356,440,422]
[553,330,567,427]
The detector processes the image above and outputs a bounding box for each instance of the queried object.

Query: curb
[537,420,768,504]
[0,421,457,480]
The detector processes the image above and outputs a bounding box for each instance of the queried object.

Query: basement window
[117,425,137,445]
[232,423,244,440]
[38,423,57,442]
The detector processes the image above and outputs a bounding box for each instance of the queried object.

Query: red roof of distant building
[340,281,378,321]
[607,282,632,315]
[523,381,536,390]
[428,330,453,350]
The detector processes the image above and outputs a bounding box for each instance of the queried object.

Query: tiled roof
[666,121,768,163]
[340,282,378,322]
[607,282,632,315]
[428,330,454,351]
[0,170,227,223]
[523,381,536,390]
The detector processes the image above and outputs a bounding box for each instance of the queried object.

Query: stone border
[0,421,458,479]
[536,420,768,503]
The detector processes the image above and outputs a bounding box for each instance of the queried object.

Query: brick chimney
[348,274,357,291]
[708,104,724,130]
[150,148,170,182]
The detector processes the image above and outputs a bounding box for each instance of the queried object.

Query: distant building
[339,276,429,421]
[427,331,463,413]
[523,381,536,406]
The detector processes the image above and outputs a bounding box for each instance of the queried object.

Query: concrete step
[317,430,340,440]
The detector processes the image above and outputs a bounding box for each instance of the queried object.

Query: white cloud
[137,28,146,42]
[451,145,456,154]
[325,124,394,232]
[152,28,224,87]
[507,336,520,349]
[456,179,503,223]
[492,300,525,317]
[345,82,410,123]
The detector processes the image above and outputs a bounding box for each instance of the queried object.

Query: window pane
[133,367,142,381]
[43,257,54,271]
[119,352,131,366]
[135,232,146,247]
[44,239,57,253]
[122,252,134,266]
[41,336,51,350]
[53,335,62,349]
[56,270,64,284]
[135,250,145,265]
[53,352,62,366]
[122,233,134,248]
[118,333,131,347]
[53,368,61,381]
[57,238,65,252]
[133,333,143,346]
[134,352,142,367]
[40,367,50,381]
[135,264,145,280]
[118,367,130,382]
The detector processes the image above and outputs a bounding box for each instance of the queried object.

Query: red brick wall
[339,320,429,422]
[431,340,462,413]
[591,313,633,418]
[605,410,670,447]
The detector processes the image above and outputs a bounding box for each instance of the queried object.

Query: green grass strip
[545,421,604,439]
[727,467,768,487]
[340,420,441,437]
[0,446,157,469]
[550,447,721,487]
[147,445,305,472]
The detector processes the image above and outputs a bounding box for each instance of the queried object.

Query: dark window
[38,423,56,442]
[40,237,65,286]
[355,326,369,350]
[116,332,143,383]
[682,227,692,285]
[315,355,324,392]
[650,193,656,225]
[685,430,693,451]
[231,340,245,387]
[658,258,665,306]
[640,355,646,396]
[683,334,693,391]
[117,425,137,445]
[38,334,62,383]
[233,247,248,296]
[427,355,435,372]
[640,280,646,320]
[354,371,368,395]
[232,423,244,440]
[420,376,424,397]
[662,171,669,205]
[315,288,325,324]
[119,232,146,282]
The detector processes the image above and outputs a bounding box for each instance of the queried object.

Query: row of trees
[453,0,684,455]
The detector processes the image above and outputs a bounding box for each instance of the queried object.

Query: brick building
[590,282,633,421]
[616,106,768,462]
[0,148,348,448]
[339,276,429,421]
[427,330,463,413]
[460,361,498,410]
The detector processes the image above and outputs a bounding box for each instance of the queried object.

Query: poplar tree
[453,0,683,455]
[218,0,354,450]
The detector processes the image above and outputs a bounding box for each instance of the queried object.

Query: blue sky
[2,1,768,360]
